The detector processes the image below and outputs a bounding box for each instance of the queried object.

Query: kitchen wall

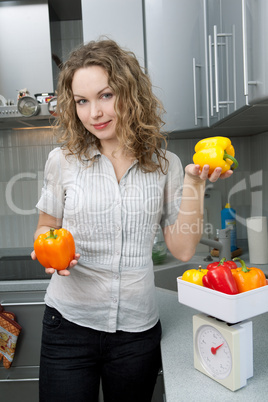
[168,134,268,241]
[1,127,268,249]
[50,19,83,90]
[0,128,56,248]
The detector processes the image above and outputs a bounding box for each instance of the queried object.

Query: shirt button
[117,225,121,231]
[115,250,120,255]
[113,274,119,280]
[112,297,117,303]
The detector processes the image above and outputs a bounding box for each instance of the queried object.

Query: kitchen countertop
[157,287,268,402]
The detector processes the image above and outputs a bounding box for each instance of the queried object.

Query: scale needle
[211,343,224,355]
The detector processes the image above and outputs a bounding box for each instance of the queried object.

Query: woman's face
[72,65,117,145]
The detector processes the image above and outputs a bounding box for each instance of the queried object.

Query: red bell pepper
[202,264,239,295]
[207,257,237,271]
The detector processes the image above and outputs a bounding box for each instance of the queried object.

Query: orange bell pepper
[34,228,75,271]
[232,258,267,292]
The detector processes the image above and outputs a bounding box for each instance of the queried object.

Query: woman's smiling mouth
[93,121,112,130]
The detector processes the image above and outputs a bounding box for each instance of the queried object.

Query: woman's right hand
[31,250,80,276]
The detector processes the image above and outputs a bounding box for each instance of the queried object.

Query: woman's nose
[91,103,102,119]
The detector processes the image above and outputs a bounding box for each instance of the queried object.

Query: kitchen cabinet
[207,0,268,122]
[0,280,164,402]
[81,0,145,67]
[0,285,46,402]
[145,0,209,132]
[0,0,54,103]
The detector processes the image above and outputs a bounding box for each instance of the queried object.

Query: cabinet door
[0,1,54,102]
[0,290,46,402]
[207,0,242,121]
[145,0,209,132]
[81,0,145,66]
[207,0,267,121]
[246,0,268,103]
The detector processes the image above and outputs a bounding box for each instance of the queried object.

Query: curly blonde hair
[55,39,168,173]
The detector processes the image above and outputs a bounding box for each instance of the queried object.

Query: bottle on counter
[221,203,237,252]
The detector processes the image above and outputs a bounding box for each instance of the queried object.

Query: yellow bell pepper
[181,266,208,286]
[193,136,238,175]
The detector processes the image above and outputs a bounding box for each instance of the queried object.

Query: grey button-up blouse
[36,147,183,332]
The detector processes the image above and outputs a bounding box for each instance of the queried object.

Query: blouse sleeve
[160,151,184,228]
[36,147,64,218]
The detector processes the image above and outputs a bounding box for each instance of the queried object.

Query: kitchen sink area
[153,248,268,293]
[154,261,207,292]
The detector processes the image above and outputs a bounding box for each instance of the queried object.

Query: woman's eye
[101,93,113,100]
[76,99,87,105]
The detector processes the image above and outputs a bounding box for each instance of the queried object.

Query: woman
[32,39,232,402]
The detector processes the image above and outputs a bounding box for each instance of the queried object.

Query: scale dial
[193,314,253,391]
[196,324,232,379]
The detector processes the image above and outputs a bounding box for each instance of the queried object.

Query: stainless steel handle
[0,301,45,307]
[193,58,198,125]
[0,378,39,383]
[232,25,237,110]
[193,58,202,126]
[202,0,210,127]
[242,0,249,102]
[208,35,214,116]
[213,25,219,113]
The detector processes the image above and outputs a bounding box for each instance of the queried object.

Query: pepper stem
[45,228,58,240]
[224,151,238,170]
[233,257,249,273]
[218,257,227,266]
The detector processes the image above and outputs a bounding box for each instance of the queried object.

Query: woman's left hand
[185,163,233,183]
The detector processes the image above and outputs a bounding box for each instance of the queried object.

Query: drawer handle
[0,378,39,383]
[0,302,45,307]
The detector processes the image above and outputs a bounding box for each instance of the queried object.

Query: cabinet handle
[242,0,257,101]
[193,58,202,126]
[208,35,214,116]
[242,0,249,102]
[232,25,237,110]
[1,301,45,307]
[0,377,39,383]
[213,25,219,113]
[193,58,198,125]
[193,58,198,126]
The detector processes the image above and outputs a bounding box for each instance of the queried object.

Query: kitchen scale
[177,277,268,392]
[193,314,253,391]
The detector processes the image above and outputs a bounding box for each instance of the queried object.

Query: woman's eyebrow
[73,86,110,98]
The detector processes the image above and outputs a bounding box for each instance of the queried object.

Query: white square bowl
[177,277,268,323]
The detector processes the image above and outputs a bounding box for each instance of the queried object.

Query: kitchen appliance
[0,95,7,106]
[34,93,54,104]
[193,314,253,391]
[17,96,40,117]
[47,96,57,116]
[0,103,54,129]
[177,277,268,391]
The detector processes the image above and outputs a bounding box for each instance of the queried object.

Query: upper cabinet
[2,0,266,133]
[207,0,268,123]
[81,0,210,133]
[145,0,209,132]
[0,0,54,102]
[81,0,145,67]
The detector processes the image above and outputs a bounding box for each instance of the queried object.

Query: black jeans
[39,306,162,402]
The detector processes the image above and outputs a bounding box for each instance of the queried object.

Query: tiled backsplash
[1,127,268,248]
[0,128,57,248]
